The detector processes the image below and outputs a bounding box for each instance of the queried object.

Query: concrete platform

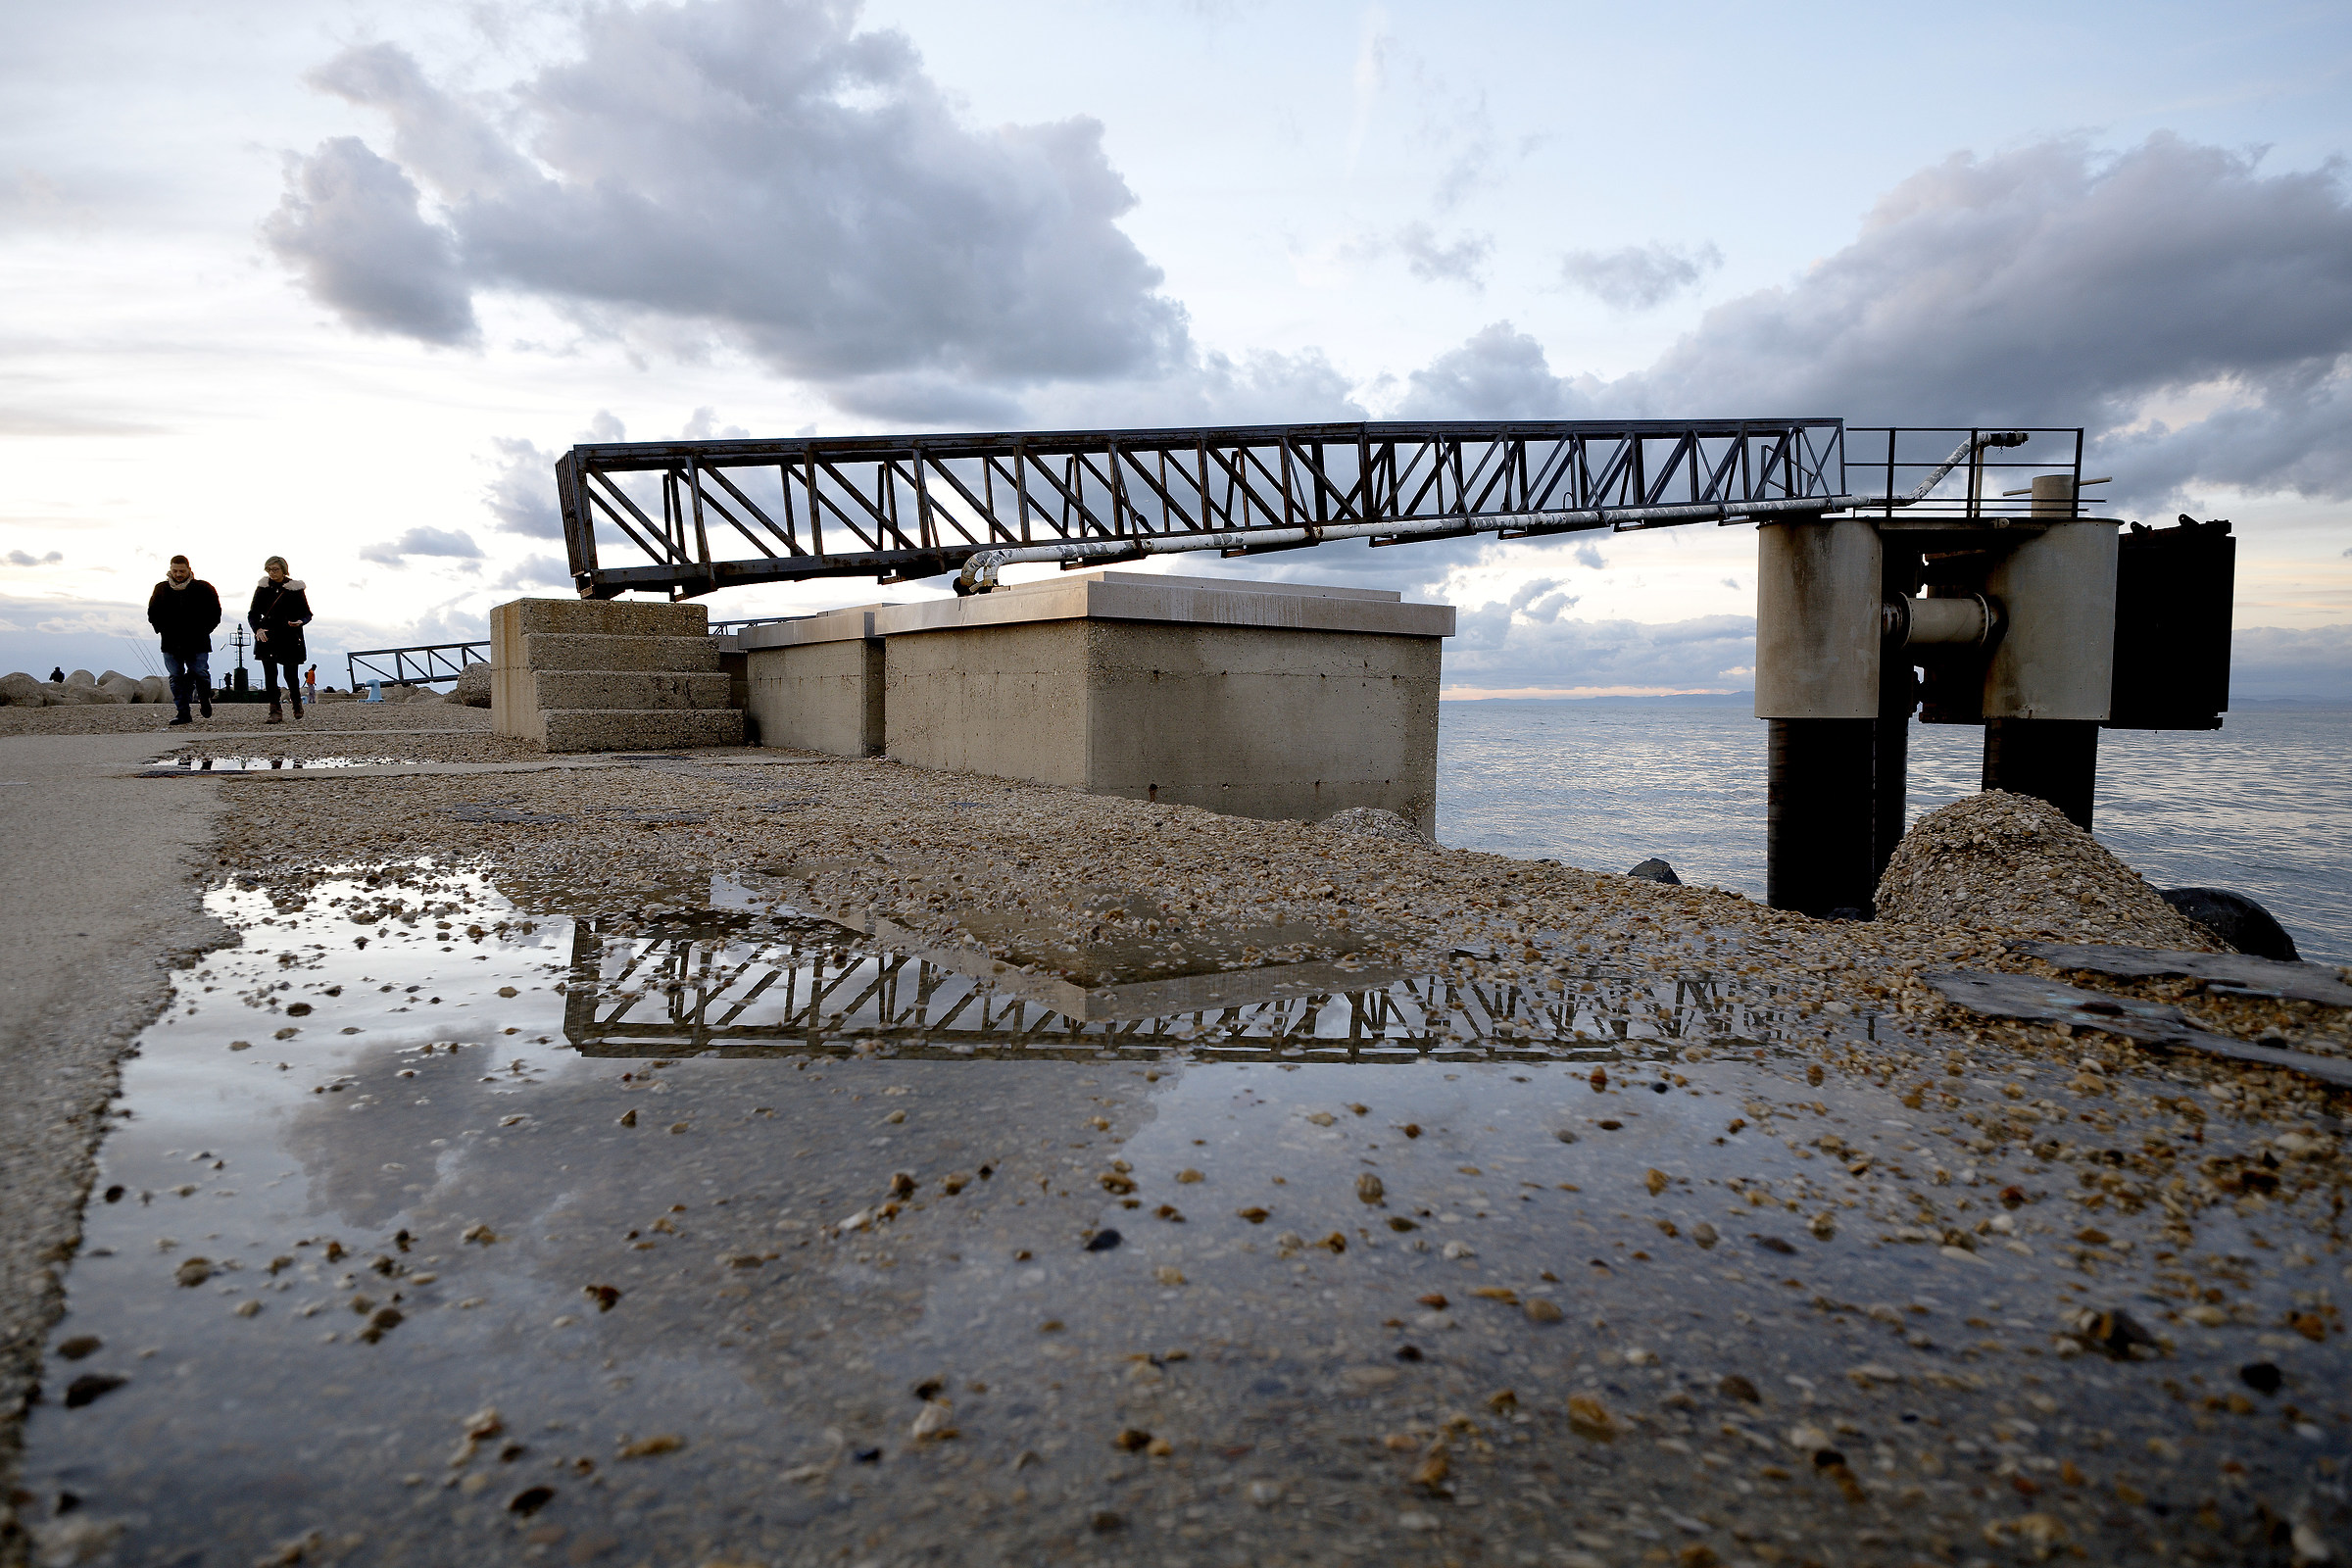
[872,571,1451,829]
[740,606,885,758]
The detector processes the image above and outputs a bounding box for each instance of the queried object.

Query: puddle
[141,755,393,775]
[20,864,2343,1565]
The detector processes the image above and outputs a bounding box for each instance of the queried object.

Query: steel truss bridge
[556,420,2087,600]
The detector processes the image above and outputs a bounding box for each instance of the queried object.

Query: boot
[199,686,213,718]
[288,686,303,720]
[169,710,193,727]
[170,672,192,725]
[267,699,283,723]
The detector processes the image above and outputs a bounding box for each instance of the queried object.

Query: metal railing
[345,640,490,691]
[1843,427,2089,522]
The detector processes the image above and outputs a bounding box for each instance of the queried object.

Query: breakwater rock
[1875,789,2224,949]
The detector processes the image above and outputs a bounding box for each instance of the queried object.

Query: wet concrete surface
[16,861,2351,1566]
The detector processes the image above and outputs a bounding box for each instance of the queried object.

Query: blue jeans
[163,650,211,714]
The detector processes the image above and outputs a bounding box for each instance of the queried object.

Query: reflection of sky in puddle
[23,864,2341,1565]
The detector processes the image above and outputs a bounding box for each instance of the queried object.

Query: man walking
[146,555,221,726]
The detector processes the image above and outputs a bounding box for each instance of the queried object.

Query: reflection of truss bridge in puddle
[561,910,1810,1062]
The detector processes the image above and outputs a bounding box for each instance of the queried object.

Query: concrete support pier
[842,571,1453,830]
[740,607,884,758]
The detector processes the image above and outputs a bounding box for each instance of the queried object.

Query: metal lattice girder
[344,639,491,690]
[557,418,1856,599]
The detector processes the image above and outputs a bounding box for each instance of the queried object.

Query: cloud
[1560,241,1723,312]
[1396,320,1593,419]
[484,437,562,539]
[497,554,576,589]
[270,5,1187,410]
[1394,221,1492,287]
[2230,623,2352,701]
[1402,136,2352,511]
[6,550,63,566]
[358,526,483,565]
[262,136,476,345]
[1446,609,1758,693]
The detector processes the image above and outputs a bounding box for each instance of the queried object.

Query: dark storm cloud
[269,2,1186,410]
[1403,136,2352,510]
[261,136,477,345]
[1559,241,1722,312]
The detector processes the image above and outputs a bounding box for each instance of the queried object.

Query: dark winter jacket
[248,577,314,665]
[147,578,222,658]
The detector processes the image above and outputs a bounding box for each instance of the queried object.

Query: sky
[3,0,2349,699]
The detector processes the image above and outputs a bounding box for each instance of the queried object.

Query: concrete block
[538,709,745,753]
[509,598,710,638]
[879,572,1449,830]
[742,607,885,757]
[526,670,735,711]
[518,634,723,673]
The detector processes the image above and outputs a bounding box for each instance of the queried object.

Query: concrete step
[528,670,734,711]
[519,633,721,673]
[540,709,744,754]
[507,598,710,638]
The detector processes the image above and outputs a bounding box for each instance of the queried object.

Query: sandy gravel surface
[6,736,2348,1566]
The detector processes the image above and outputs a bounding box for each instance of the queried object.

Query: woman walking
[248,556,315,722]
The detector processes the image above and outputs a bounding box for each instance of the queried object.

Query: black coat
[147,579,222,658]
[248,578,314,665]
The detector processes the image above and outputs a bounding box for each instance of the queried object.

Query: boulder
[0,671,50,707]
[2159,888,2299,962]
[444,662,492,707]
[1875,790,2222,948]
[137,674,172,704]
[97,672,140,703]
[51,683,111,706]
[1627,858,1681,885]
[64,668,97,688]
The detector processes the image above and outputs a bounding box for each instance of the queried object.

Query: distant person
[46,666,63,683]
[248,556,314,723]
[145,555,220,726]
[304,664,318,708]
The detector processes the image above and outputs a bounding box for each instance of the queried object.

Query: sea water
[1439,700,2352,965]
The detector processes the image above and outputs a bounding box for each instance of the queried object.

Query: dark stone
[1627,858,1681,885]
[507,1486,555,1516]
[1718,1374,1760,1404]
[1751,1235,1796,1255]
[63,1373,126,1408]
[1084,1228,1122,1252]
[57,1336,100,1361]
[2239,1361,2282,1396]
[2160,888,2299,961]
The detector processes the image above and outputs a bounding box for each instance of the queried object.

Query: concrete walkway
[0,734,228,1553]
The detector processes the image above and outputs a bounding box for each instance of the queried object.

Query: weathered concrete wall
[882,621,1093,787]
[741,608,885,757]
[873,571,1451,829]
[1085,620,1440,826]
[492,598,742,752]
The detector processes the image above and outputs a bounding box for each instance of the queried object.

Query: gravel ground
[1877,793,2225,952]
[7,735,2349,1566]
